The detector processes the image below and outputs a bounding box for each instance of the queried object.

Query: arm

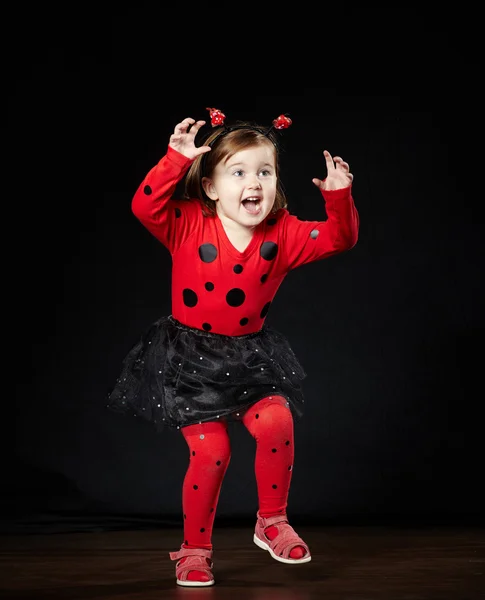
[131,118,211,253]
[284,185,359,269]
[284,150,359,269]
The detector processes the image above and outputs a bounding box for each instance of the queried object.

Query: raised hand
[312,150,354,191]
[169,118,211,160]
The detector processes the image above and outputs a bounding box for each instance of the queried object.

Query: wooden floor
[1,525,484,599]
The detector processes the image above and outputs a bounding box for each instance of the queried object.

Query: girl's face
[202,143,277,231]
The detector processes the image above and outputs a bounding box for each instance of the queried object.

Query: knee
[182,421,232,464]
[243,397,293,438]
[259,401,292,425]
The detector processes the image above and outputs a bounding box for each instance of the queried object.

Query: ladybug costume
[107,116,358,432]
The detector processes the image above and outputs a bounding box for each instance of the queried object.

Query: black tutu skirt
[106,316,307,432]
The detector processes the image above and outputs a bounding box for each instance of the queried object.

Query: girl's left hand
[312,150,354,191]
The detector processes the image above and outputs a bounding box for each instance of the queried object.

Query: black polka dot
[143,185,152,195]
[310,229,319,239]
[255,414,259,419]
[199,243,218,263]
[285,441,290,445]
[183,289,198,307]
[216,460,221,466]
[192,451,196,456]
[205,282,215,291]
[210,508,214,512]
[260,241,278,261]
[200,528,205,533]
[240,317,249,326]
[202,323,212,331]
[260,274,268,283]
[267,218,277,226]
[260,302,271,318]
[272,484,278,489]
[184,514,186,519]
[226,288,245,307]
[272,448,277,453]
[193,485,198,490]
[175,207,181,218]
[185,539,188,545]
[233,264,243,274]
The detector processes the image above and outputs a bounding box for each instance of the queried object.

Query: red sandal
[253,511,311,564]
[169,545,215,587]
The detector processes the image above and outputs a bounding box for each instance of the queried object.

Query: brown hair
[184,122,288,216]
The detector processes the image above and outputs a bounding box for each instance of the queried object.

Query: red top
[132,146,359,336]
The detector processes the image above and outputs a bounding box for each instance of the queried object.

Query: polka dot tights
[180,395,295,552]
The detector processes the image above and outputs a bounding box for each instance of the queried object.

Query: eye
[233,169,244,177]
[259,169,271,176]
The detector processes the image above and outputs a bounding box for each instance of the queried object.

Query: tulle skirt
[106,316,307,431]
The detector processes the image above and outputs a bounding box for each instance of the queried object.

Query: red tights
[180,395,294,550]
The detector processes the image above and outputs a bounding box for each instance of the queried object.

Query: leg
[177,419,231,583]
[241,395,294,516]
[242,396,310,562]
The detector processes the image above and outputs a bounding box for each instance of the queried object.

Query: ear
[202,176,218,200]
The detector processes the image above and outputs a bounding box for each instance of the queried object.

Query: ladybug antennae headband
[204,107,292,148]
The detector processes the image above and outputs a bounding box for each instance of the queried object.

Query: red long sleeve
[131,147,359,336]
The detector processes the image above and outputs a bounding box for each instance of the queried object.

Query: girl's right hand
[169,118,212,160]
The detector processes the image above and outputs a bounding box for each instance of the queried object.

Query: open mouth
[241,198,262,215]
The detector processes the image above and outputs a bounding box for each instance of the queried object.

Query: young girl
[107,108,359,587]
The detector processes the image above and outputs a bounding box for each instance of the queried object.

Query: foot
[178,556,212,583]
[264,525,306,559]
[254,512,311,564]
[169,545,214,587]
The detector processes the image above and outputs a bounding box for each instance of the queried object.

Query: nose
[248,176,262,189]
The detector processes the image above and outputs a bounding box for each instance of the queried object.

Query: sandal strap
[257,512,289,528]
[169,546,213,561]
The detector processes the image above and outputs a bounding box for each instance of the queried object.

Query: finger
[174,117,196,134]
[336,160,350,172]
[312,177,323,188]
[196,146,212,155]
[173,124,188,135]
[323,150,335,171]
[188,120,206,136]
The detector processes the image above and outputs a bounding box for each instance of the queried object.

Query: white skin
[203,143,277,238]
[169,117,354,238]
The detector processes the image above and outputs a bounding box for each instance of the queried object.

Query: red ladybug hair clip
[272,114,292,130]
[206,107,226,127]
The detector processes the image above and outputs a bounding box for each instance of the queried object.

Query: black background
[7,11,483,534]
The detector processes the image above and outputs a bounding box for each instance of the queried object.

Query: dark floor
[0,525,484,599]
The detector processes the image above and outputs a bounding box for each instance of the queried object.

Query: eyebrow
[226,161,274,169]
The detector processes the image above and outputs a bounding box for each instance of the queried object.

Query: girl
[107,108,359,587]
